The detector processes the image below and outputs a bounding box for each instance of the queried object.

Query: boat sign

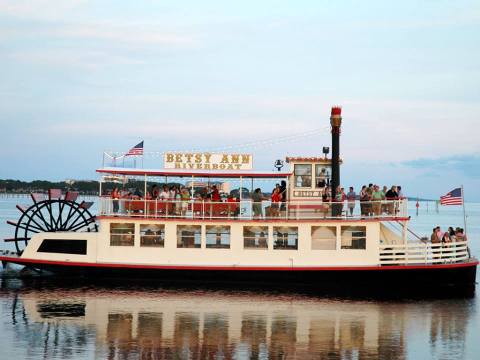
[164,152,253,170]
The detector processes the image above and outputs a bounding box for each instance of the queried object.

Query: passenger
[359,185,368,216]
[271,188,281,217]
[272,183,280,194]
[397,186,404,199]
[380,186,388,213]
[333,186,346,217]
[448,226,455,237]
[442,231,452,244]
[133,188,143,199]
[210,185,221,202]
[174,188,182,215]
[317,168,327,188]
[252,188,265,219]
[366,184,374,216]
[430,228,440,243]
[455,228,467,242]
[180,187,190,216]
[371,185,383,216]
[145,191,152,200]
[169,185,177,200]
[385,186,398,200]
[346,186,356,217]
[381,186,388,198]
[435,226,443,243]
[111,186,120,214]
[150,184,159,199]
[321,192,330,218]
[385,186,398,214]
[159,185,169,200]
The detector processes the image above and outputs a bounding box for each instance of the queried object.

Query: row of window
[110,224,366,250]
[294,164,330,188]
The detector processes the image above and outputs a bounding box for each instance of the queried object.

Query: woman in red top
[210,185,221,202]
[271,188,281,217]
[111,187,120,213]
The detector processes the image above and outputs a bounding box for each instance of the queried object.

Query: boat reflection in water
[3,281,475,359]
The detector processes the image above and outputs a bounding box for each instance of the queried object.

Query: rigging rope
[104,126,330,158]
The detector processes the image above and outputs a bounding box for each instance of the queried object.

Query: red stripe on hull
[1,255,477,272]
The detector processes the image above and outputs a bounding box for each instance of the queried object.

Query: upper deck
[96,155,409,222]
[97,197,409,222]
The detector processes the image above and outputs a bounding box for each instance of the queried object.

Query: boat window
[206,225,230,249]
[315,165,329,188]
[140,224,165,247]
[341,226,366,249]
[243,226,268,249]
[37,239,87,255]
[110,223,135,246]
[294,164,312,188]
[311,226,336,250]
[177,225,201,248]
[273,226,298,250]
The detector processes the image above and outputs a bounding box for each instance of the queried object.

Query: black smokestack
[330,106,342,200]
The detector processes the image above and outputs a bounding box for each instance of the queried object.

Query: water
[0,198,478,359]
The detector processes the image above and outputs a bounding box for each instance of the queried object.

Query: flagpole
[461,185,467,234]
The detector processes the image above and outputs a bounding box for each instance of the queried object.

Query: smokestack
[330,106,342,202]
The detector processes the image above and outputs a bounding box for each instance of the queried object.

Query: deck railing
[97,197,408,221]
[379,241,469,265]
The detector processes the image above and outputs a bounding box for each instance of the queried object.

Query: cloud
[1,21,197,47]
[403,155,480,178]
[8,49,146,69]
[58,23,196,46]
[0,0,88,21]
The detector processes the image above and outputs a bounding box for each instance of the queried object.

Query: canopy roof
[97,167,291,179]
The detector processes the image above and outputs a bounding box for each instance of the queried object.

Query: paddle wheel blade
[16,205,27,213]
[48,189,62,200]
[4,237,30,242]
[79,201,94,210]
[64,191,79,202]
[31,193,45,203]
[6,220,18,227]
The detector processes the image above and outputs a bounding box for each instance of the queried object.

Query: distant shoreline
[0,179,442,201]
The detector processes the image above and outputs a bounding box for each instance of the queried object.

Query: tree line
[0,179,100,195]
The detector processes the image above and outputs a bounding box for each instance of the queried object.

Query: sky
[0,0,479,200]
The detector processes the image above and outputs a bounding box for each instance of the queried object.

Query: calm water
[0,197,478,359]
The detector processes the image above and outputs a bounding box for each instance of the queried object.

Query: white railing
[98,197,408,221]
[379,241,469,265]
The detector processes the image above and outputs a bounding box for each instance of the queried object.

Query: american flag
[440,187,463,205]
[126,141,144,156]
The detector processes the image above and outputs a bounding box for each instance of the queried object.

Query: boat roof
[97,167,292,178]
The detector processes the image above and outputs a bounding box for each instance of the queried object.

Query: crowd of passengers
[310,183,404,217]
[110,183,242,216]
[430,226,467,244]
[109,181,404,219]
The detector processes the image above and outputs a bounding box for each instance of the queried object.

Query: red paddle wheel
[5,189,98,255]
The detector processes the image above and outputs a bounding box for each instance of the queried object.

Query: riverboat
[1,107,477,291]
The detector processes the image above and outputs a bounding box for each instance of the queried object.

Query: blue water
[0,197,478,359]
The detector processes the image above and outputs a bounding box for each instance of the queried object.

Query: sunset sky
[1,0,479,199]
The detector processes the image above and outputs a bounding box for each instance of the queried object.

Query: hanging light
[274,159,284,171]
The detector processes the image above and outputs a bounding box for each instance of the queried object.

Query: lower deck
[6,218,472,270]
